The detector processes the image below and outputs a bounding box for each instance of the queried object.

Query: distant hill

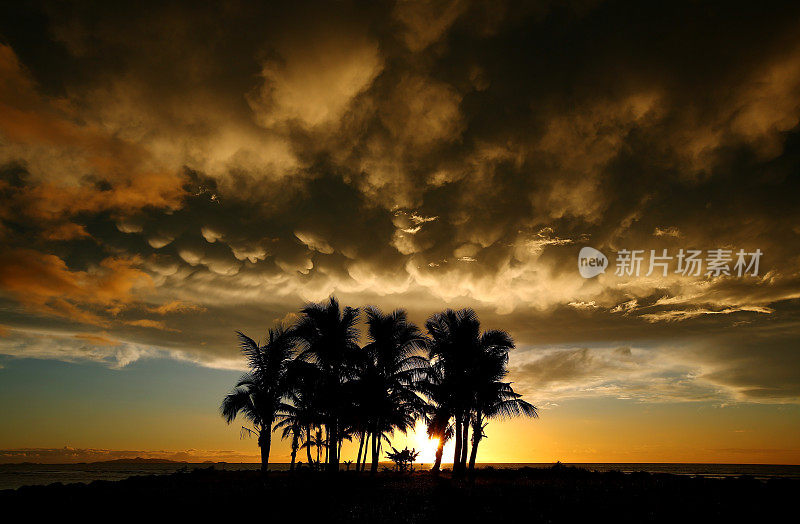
[89,457,187,464]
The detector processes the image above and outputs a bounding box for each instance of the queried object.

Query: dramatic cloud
[1,0,799,406]
[0,248,152,325]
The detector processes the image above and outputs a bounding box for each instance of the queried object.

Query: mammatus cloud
[0,1,799,405]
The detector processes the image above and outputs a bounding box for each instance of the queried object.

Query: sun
[406,421,441,464]
[417,437,440,464]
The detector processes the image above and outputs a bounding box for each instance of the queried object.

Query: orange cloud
[42,222,90,241]
[0,44,186,222]
[73,332,120,346]
[0,248,152,325]
[124,319,178,332]
[146,300,206,315]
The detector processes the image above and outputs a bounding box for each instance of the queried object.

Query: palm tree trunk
[431,436,445,474]
[361,431,370,471]
[305,425,313,465]
[259,442,269,473]
[468,435,480,473]
[468,416,482,474]
[356,431,364,471]
[258,426,272,473]
[460,414,469,469]
[327,419,339,472]
[370,427,379,473]
[316,428,322,467]
[290,430,299,472]
[324,426,329,464]
[453,413,462,475]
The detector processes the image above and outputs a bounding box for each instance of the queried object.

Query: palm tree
[220,326,295,472]
[282,357,324,470]
[354,428,368,471]
[220,299,536,476]
[425,309,480,475]
[468,381,537,473]
[361,307,429,473]
[419,362,453,474]
[293,297,361,472]
[274,408,303,471]
[274,382,321,473]
[464,328,536,473]
[386,446,420,472]
[301,427,327,468]
[425,309,529,476]
[425,408,453,473]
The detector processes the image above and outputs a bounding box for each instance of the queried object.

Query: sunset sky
[1,0,799,465]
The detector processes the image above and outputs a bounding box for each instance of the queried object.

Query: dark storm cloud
[1,0,799,402]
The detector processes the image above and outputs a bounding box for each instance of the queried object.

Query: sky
[0,0,799,464]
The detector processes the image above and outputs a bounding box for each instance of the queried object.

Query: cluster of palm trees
[220,297,537,475]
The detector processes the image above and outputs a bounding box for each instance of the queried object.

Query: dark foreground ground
[1,465,795,522]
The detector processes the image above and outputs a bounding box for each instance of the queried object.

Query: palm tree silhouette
[425,308,534,475]
[468,380,537,473]
[419,362,453,474]
[301,428,327,468]
[427,416,453,472]
[425,309,482,476]
[353,427,369,472]
[220,326,295,472]
[294,297,361,472]
[360,307,429,473]
[219,297,538,476]
[281,358,324,470]
[274,384,316,473]
[386,446,421,472]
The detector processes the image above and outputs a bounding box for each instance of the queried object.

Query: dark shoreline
[1,465,796,522]
[3,461,799,490]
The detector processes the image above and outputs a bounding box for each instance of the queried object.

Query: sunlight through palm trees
[220,298,537,474]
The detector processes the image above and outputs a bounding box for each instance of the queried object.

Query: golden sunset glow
[1,0,800,470]
[405,424,440,464]
[420,439,440,464]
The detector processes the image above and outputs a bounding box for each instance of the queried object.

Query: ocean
[2,462,799,490]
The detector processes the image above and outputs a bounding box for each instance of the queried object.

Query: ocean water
[2,462,799,491]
